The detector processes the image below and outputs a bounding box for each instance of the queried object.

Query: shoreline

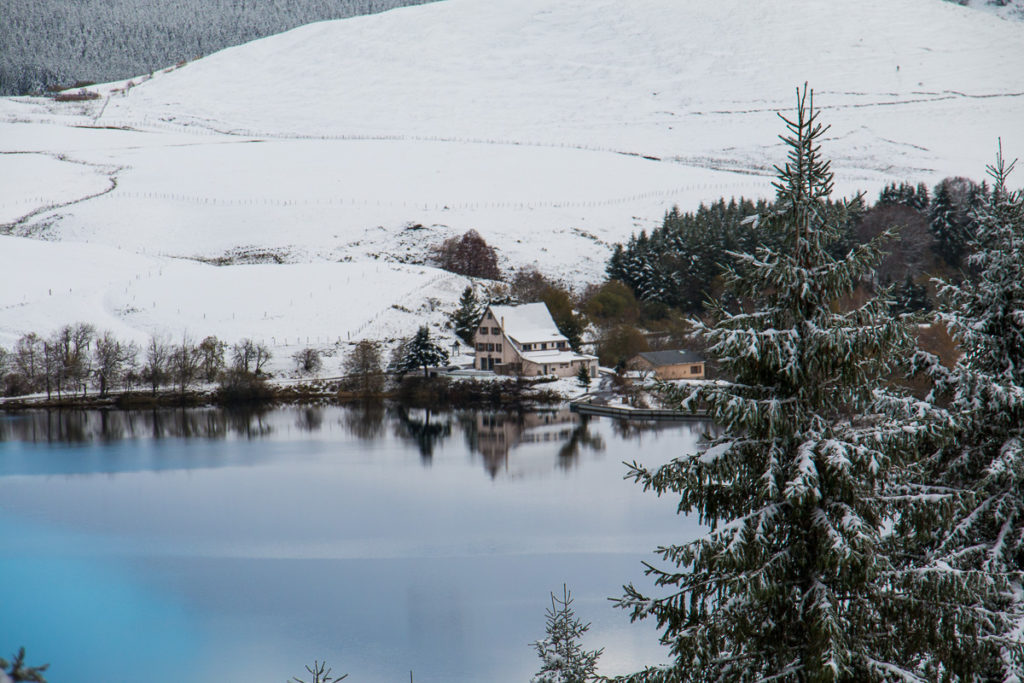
[0,375,571,412]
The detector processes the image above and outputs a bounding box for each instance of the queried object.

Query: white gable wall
[473,303,596,377]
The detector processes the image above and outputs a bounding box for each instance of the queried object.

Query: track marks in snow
[0,151,122,232]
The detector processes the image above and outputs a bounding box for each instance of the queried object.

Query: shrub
[213,368,275,404]
[292,347,323,375]
[53,89,100,102]
[581,279,639,325]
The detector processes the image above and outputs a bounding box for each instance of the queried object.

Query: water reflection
[392,407,452,462]
[294,407,323,433]
[0,405,706,478]
[0,405,713,683]
[0,407,277,444]
[468,409,605,477]
[342,401,386,441]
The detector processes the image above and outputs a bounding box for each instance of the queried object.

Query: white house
[473,303,598,378]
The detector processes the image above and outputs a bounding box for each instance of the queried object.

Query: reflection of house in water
[473,409,583,476]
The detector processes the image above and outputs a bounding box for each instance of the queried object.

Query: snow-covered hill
[1,0,1022,365]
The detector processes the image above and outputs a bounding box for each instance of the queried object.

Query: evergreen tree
[930,177,981,268]
[877,181,928,211]
[396,326,449,377]
[288,659,348,683]
[917,142,1024,678]
[889,273,931,315]
[614,86,982,681]
[450,286,483,345]
[531,585,602,683]
[0,647,48,682]
[576,363,591,390]
[915,181,931,211]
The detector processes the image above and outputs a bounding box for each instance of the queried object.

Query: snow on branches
[614,86,1001,682]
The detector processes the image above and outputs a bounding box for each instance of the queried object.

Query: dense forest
[606,176,991,317]
[0,0,436,95]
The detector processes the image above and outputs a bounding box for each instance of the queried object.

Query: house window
[476,343,484,351]
[491,327,500,335]
[478,327,487,335]
[488,343,494,352]
[558,341,566,349]
[523,343,531,351]
[486,312,493,319]
[691,365,701,374]
[496,344,502,352]
[479,358,486,369]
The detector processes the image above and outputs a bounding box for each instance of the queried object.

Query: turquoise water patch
[0,514,200,683]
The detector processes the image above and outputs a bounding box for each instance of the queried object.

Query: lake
[0,405,710,682]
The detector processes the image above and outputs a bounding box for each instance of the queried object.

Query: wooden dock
[568,398,707,421]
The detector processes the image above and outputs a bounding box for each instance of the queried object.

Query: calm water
[0,406,710,682]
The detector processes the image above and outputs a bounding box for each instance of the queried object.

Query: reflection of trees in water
[557,414,605,469]
[295,407,324,433]
[0,407,272,442]
[225,407,272,439]
[343,401,385,441]
[457,410,480,453]
[0,408,715,476]
[392,406,452,462]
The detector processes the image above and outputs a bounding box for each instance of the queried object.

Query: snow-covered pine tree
[397,326,449,377]
[890,273,931,315]
[614,86,983,681]
[531,584,602,683]
[917,141,1024,679]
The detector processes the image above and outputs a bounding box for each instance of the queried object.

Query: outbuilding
[629,350,706,380]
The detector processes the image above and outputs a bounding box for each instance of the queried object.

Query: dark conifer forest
[0,0,436,95]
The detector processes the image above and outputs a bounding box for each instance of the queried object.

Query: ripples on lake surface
[0,405,712,682]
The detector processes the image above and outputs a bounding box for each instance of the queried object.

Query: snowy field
[1,0,1022,371]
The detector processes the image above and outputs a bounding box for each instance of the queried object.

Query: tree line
[606,169,996,319]
[0,325,272,399]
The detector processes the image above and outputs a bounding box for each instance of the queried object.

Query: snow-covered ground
[1,0,1022,373]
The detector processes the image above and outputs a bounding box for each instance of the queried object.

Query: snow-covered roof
[521,349,596,364]
[487,303,566,345]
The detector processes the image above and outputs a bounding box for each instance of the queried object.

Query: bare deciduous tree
[197,335,227,382]
[142,336,170,394]
[92,330,136,397]
[343,340,385,395]
[232,338,272,375]
[170,333,201,394]
[48,322,95,397]
[14,332,44,392]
